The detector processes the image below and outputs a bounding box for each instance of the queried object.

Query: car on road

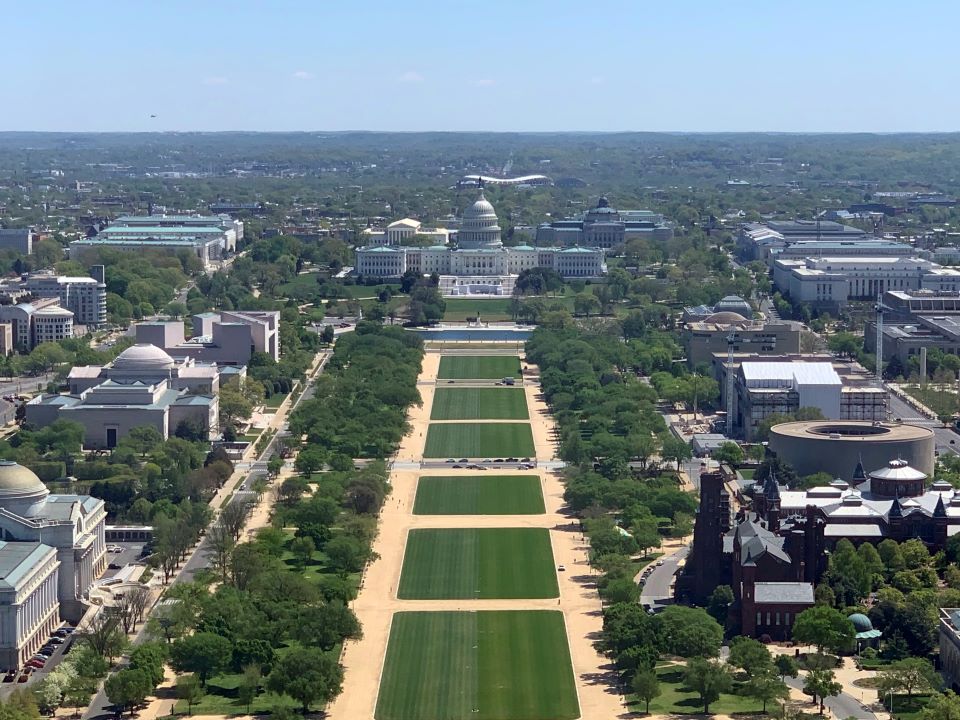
[458,458,468,463]
[656,560,664,566]
[557,565,566,572]
[452,465,463,469]
[108,563,122,570]
[2,671,14,682]
[48,637,63,645]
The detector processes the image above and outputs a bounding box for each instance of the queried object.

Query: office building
[356,191,606,295]
[535,197,673,248]
[69,214,242,268]
[108,214,243,251]
[866,290,960,366]
[736,220,872,263]
[136,310,280,365]
[24,268,107,326]
[772,256,960,310]
[0,298,74,351]
[732,361,887,440]
[0,229,33,255]
[683,313,802,368]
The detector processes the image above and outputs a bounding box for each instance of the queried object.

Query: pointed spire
[935,493,947,519]
[888,496,902,519]
[852,454,867,485]
[743,547,756,566]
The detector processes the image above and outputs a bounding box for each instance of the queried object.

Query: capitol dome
[112,343,176,371]
[457,191,502,249]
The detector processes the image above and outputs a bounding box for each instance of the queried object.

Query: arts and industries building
[681,426,946,639]
[355,191,607,295]
[0,461,106,669]
[69,214,242,268]
[136,311,280,366]
[27,343,220,449]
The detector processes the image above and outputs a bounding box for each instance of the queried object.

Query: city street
[638,546,689,610]
[81,348,330,719]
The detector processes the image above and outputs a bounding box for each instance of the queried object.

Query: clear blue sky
[4,0,959,132]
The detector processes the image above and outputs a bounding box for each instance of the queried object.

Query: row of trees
[289,322,424,460]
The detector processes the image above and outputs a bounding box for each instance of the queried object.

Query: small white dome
[112,344,175,371]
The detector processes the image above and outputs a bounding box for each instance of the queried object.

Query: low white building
[362,218,452,246]
[773,256,960,308]
[136,310,280,365]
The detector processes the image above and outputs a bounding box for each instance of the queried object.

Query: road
[886,391,960,456]
[784,674,877,720]
[82,348,331,719]
[638,546,689,610]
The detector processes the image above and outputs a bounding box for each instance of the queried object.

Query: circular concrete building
[767,420,935,479]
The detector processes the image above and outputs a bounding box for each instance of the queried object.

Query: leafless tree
[219,496,253,542]
[205,523,236,581]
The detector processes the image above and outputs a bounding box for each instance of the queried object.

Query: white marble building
[0,461,107,668]
[355,192,606,295]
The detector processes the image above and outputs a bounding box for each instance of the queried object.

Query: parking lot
[0,626,76,695]
[0,541,147,693]
[100,541,148,579]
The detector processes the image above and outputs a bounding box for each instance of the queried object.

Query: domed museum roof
[848,613,873,633]
[112,343,176,371]
[0,461,46,493]
[704,311,748,325]
[0,460,51,516]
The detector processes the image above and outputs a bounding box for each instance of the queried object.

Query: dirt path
[328,350,625,720]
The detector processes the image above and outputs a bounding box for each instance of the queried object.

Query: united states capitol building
[355,191,606,296]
